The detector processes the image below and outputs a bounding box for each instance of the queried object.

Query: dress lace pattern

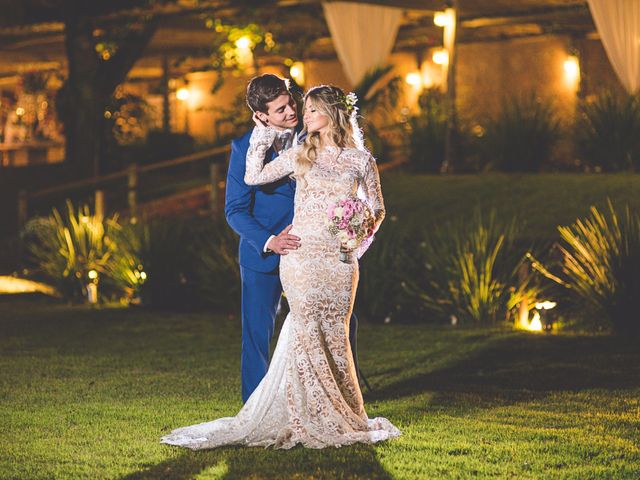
[160,127,400,449]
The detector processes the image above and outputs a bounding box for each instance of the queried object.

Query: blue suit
[225,128,360,402]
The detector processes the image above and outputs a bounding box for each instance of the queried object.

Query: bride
[161,85,400,449]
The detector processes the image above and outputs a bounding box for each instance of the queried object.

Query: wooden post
[442,2,459,173]
[127,163,138,217]
[94,189,105,220]
[161,53,171,133]
[17,189,28,230]
[210,162,222,217]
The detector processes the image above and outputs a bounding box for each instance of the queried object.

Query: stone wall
[136,34,624,149]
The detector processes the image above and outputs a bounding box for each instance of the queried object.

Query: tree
[0,0,162,177]
[55,2,158,178]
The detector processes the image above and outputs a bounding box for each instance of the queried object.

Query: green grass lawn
[381,173,640,239]
[1,300,638,479]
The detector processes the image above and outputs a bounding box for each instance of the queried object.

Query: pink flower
[327,205,335,217]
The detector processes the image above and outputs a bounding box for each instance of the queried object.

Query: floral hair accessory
[339,92,358,114]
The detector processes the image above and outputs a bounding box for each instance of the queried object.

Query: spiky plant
[355,223,413,322]
[575,91,640,171]
[102,220,145,301]
[353,65,402,159]
[482,93,560,172]
[406,88,448,173]
[189,218,241,312]
[538,201,640,335]
[26,201,122,301]
[406,210,541,324]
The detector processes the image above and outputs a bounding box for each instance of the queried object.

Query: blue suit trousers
[240,266,282,402]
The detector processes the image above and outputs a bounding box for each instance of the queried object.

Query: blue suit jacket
[225,128,296,273]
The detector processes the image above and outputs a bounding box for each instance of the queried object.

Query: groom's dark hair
[246,74,291,114]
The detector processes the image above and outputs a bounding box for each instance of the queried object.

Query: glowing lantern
[434,10,454,28]
[563,55,580,87]
[176,88,190,101]
[405,72,422,87]
[289,61,305,85]
[432,49,449,65]
[235,36,252,50]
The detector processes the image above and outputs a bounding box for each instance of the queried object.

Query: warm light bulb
[15,107,25,116]
[564,55,580,83]
[289,61,305,85]
[176,88,190,101]
[235,36,252,50]
[405,72,422,87]
[88,270,98,280]
[433,12,449,27]
[432,49,449,65]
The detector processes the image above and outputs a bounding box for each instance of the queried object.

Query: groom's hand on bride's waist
[266,225,300,255]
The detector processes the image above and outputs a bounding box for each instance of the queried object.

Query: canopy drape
[587,0,640,93]
[321,2,402,86]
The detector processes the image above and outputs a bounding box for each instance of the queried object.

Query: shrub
[26,202,125,301]
[406,88,448,173]
[353,65,402,160]
[24,203,240,310]
[575,91,640,172]
[405,210,541,324]
[188,218,240,312]
[115,216,240,311]
[356,223,413,322]
[481,93,560,172]
[127,217,193,309]
[534,201,640,335]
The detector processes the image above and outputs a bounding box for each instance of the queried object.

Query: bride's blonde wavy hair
[294,85,361,183]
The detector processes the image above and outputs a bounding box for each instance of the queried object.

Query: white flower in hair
[340,92,358,113]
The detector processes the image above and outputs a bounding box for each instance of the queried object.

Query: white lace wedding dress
[161,128,400,449]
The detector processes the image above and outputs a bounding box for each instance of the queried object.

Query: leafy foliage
[406,88,448,173]
[481,93,560,172]
[575,91,640,172]
[189,219,241,311]
[352,65,402,160]
[104,87,154,146]
[405,210,541,324]
[356,222,411,322]
[25,201,123,301]
[533,201,640,335]
[24,203,240,309]
[117,216,240,311]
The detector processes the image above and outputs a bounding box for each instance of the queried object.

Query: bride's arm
[361,153,385,231]
[244,127,296,185]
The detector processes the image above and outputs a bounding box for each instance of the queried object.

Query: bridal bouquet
[326,196,375,263]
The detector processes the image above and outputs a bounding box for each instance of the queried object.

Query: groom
[225,74,361,402]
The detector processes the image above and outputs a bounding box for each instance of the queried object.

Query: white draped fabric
[321,2,402,86]
[587,0,640,93]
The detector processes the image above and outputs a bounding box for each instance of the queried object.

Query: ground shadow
[367,334,640,406]
[122,443,393,480]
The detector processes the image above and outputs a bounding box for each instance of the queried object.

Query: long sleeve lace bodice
[244,126,297,185]
[244,126,385,233]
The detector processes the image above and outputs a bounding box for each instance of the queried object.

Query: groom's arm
[225,138,274,255]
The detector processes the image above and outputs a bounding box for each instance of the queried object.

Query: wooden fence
[17,144,231,228]
[16,142,408,228]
